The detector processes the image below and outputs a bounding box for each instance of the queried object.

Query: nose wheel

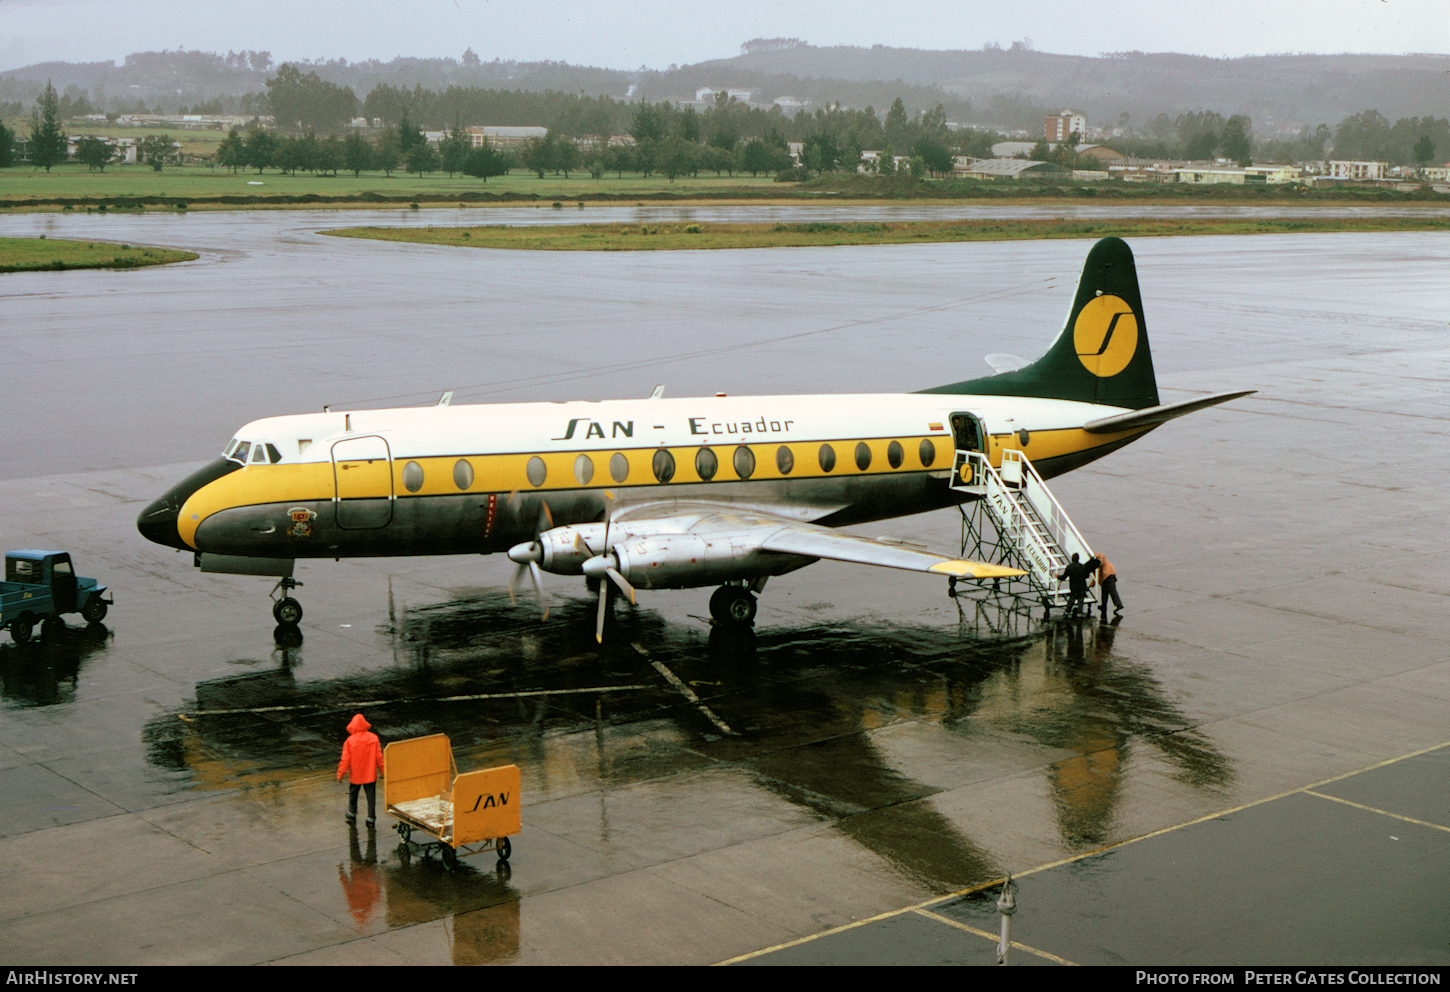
[709,585,757,625]
[270,576,304,626]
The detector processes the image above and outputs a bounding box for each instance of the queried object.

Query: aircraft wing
[611,502,1023,580]
[759,526,1025,579]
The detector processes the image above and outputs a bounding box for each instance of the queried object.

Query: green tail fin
[921,237,1160,410]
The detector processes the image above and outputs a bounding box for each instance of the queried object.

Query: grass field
[0,164,783,207]
[2,162,1446,211]
[0,236,198,272]
[324,215,1450,251]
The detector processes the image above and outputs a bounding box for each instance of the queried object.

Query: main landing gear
[270,576,304,626]
[709,585,757,626]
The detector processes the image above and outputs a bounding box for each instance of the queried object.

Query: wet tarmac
[0,210,1447,965]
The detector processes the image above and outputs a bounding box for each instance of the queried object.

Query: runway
[0,209,1447,965]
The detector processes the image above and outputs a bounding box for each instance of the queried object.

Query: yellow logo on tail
[1074,295,1138,377]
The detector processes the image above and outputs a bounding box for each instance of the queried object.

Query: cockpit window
[266,444,282,464]
[251,445,268,464]
[230,441,251,464]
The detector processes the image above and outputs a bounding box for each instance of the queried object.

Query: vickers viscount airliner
[138,238,1251,638]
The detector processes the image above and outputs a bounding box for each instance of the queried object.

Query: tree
[1221,115,1252,166]
[912,136,953,177]
[28,81,67,172]
[139,134,175,171]
[397,110,423,153]
[659,136,695,180]
[439,125,469,177]
[462,140,510,182]
[342,131,373,176]
[372,129,402,177]
[74,136,115,171]
[884,98,910,148]
[265,64,358,130]
[216,130,247,172]
[1413,135,1436,172]
[0,121,14,168]
[405,140,439,176]
[520,135,554,178]
[627,102,670,143]
[243,130,277,173]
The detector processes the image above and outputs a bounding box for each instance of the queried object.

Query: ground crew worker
[1058,553,1100,618]
[1095,554,1124,617]
[337,712,384,827]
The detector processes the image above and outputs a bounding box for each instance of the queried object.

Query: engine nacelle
[536,523,608,575]
[612,534,814,590]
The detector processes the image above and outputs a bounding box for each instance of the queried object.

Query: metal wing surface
[611,502,1024,580]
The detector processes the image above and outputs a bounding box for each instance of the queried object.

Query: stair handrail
[1001,450,1094,566]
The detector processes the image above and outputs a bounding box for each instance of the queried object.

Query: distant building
[959,159,1065,180]
[1329,160,1387,181]
[465,126,548,149]
[695,87,756,104]
[1046,111,1086,143]
[1176,166,1246,185]
[773,96,809,112]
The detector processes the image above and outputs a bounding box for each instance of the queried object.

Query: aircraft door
[949,412,984,453]
[332,435,393,529]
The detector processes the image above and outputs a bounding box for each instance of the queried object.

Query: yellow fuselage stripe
[176,427,1147,549]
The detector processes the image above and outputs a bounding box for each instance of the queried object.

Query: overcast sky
[2,0,1446,72]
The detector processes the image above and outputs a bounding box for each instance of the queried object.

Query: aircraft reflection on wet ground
[144,589,1233,895]
[0,621,112,708]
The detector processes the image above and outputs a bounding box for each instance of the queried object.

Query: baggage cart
[384,733,520,870]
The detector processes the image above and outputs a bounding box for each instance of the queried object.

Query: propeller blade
[604,563,636,605]
[529,561,548,620]
[595,579,609,643]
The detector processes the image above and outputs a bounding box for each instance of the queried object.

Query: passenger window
[733,446,755,480]
[403,461,424,493]
[266,443,282,464]
[695,447,718,481]
[887,440,903,469]
[919,439,936,467]
[454,459,474,490]
[574,454,595,485]
[526,456,547,488]
[776,445,794,475]
[652,449,675,483]
[855,442,872,471]
[609,452,629,483]
[818,444,836,473]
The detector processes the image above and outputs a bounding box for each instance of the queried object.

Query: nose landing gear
[270,576,304,626]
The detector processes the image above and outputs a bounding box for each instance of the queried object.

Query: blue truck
[2,550,111,643]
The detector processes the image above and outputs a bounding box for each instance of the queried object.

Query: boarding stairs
[949,449,1093,613]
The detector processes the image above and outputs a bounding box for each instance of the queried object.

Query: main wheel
[709,586,757,625]
[272,598,303,625]
[82,599,108,624]
[497,836,512,863]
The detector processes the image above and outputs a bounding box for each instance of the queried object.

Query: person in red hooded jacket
[337,713,384,826]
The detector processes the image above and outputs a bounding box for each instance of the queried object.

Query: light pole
[996,874,1018,965]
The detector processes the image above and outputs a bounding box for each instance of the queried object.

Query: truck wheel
[439,844,457,870]
[82,599,108,624]
[497,836,512,863]
[272,598,303,625]
[10,615,33,644]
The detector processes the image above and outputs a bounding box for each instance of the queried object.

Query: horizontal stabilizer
[1083,390,1256,434]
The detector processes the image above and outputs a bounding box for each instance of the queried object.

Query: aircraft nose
[136,457,242,551]
[137,496,187,550]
